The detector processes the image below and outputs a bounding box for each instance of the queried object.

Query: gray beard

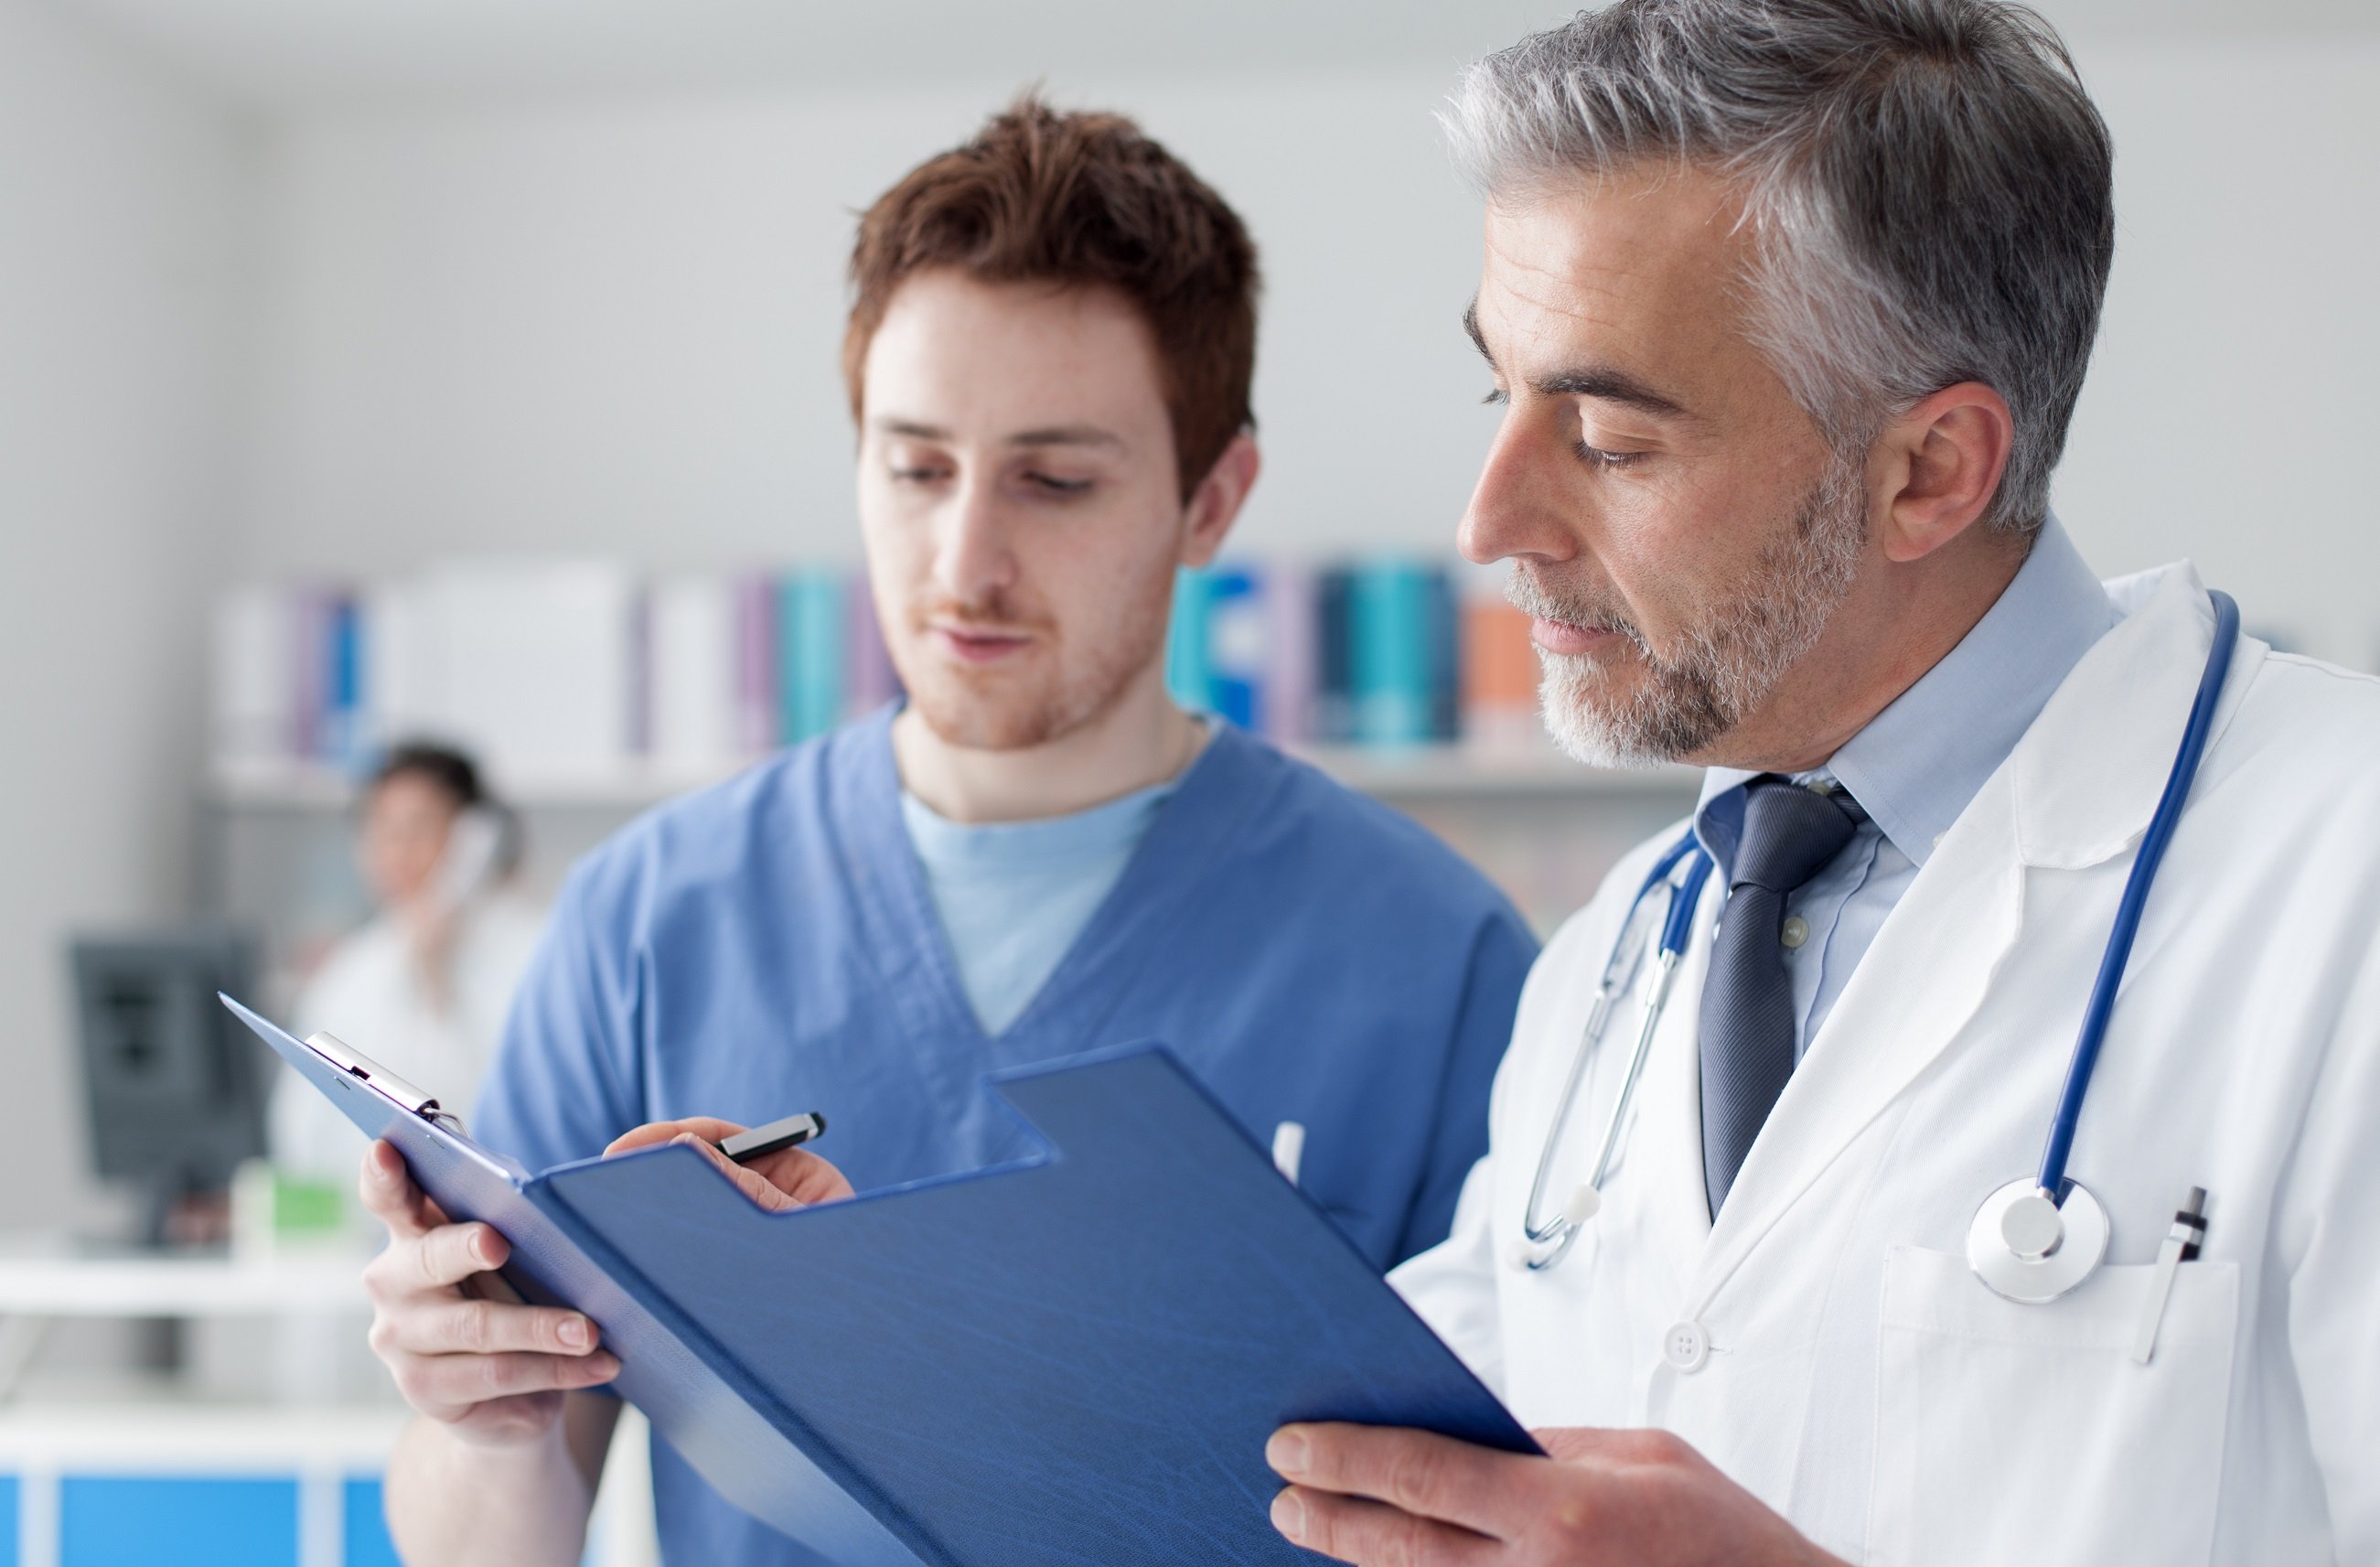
[1510,456,1868,768]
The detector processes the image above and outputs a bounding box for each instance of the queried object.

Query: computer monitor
[70,929,266,1240]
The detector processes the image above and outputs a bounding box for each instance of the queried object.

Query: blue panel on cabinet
[60,1476,297,1567]
[342,1477,402,1567]
[0,1474,17,1567]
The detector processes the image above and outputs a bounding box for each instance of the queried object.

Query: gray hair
[1446,0,2114,533]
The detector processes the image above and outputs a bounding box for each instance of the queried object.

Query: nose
[931,472,1018,608]
[1458,403,1585,570]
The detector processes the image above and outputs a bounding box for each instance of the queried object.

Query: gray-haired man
[1266,1,2380,1562]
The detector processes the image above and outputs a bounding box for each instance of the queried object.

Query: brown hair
[842,95,1260,501]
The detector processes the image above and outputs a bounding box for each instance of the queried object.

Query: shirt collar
[1695,516,2118,874]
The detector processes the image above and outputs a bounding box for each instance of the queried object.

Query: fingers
[400,1297,602,1358]
[387,1346,619,1423]
[735,1146,855,1207]
[357,1141,446,1238]
[447,1389,570,1449]
[668,1133,808,1213]
[1269,1424,1529,1540]
[604,1117,750,1156]
[603,1122,855,1210]
[421,1220,508,1291]
[1532,1425,1644,1465]
[358,1197,619,1435]
[361,1219,505,1314]
[670,1134,854,1209]
[1270,1487,1501,1567]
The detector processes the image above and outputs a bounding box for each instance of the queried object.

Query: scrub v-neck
[829,707,1281,1063]
[898,777,1177,1036]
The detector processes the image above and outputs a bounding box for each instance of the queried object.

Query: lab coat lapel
[1685,564,2241,1308]
[1688,782,2024,1303]
[2007,566,2258,874]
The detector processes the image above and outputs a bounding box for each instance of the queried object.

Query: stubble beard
[1513,454,1869,768]
[900,573,1174,753]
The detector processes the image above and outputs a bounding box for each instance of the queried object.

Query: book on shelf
[1166,558,1510,751]
[778,570,848,746]
[208,555,1557,789]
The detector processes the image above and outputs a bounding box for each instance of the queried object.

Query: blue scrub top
[474,707,1536,1566]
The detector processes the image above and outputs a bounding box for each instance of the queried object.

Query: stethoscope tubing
[1521,586,2242,1271]
[1519,835,1711,1261]
[2034,589,2239,1198]
[1585,851,1713,1192]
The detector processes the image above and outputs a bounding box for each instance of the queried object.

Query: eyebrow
[872,417,1124,450]
[1463,298,1694,421]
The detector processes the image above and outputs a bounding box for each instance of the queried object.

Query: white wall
[234,70,1495,579]
[233,39,2380,668]
[0,0,257,1230]
[0,11,2364,1240]
[2059,38,2380,666]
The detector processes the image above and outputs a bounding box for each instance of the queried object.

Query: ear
[1178,431,1261,570]
[1871,382,2014,564]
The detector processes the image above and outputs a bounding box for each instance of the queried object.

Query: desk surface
[0,1397,409,1467]
[0,1240,370,1316]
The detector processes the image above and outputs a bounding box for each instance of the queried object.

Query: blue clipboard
[225,994,1536,1564]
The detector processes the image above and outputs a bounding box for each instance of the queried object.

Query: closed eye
[1574,442,1646,471]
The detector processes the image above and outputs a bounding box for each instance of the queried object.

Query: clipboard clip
[305,1030,467,1136]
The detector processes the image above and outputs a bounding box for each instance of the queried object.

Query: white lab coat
[1394,563,2380,1565]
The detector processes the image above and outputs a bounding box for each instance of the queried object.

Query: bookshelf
[203,559,1704,957]
[204,746,1701,811]
[198,743,1701,986]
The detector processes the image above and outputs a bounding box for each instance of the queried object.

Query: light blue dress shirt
[1692,519,2119,1057]
[900,778,1176,1036]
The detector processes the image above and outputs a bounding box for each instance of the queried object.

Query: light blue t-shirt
[899,779,1175,1036]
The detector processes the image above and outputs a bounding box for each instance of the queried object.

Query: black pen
[717,1111,828,1165]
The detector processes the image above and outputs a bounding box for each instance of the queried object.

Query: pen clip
[2131,1185,2209,1366]
[305,1030,457,1131]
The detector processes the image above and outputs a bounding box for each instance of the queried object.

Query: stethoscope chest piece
[1967,1177,2109,1304]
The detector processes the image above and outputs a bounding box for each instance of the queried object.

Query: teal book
[1351,560,1434,746]
[779,570,849,745]
[1165,566,1213,714]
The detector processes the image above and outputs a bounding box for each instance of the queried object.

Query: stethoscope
[1515,590,2241,1306]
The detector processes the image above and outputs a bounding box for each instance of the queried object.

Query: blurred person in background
[269,742,545,1179]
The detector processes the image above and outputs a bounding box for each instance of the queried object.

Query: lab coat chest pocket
[1867,1243,2238,1567]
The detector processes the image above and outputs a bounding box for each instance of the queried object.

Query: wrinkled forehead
[1474,166,1766,396]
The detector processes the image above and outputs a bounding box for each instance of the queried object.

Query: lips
[1530,617,1626,657]
[929,624,1035,664]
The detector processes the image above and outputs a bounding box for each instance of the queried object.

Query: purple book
[1262,563,1317,746]
[845,577,904,718]
[734,575,780,755]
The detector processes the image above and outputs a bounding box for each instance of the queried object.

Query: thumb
[1532,1426,1628,1464]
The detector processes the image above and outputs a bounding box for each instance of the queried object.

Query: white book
[647,574,741,767]
[359,577,439,754]
[423,560,639,780]
[210,586,296,765]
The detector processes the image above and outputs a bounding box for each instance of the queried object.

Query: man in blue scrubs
[358,98,1537,1567]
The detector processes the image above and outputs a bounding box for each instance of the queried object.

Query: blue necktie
[1699,777,1859,1217]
